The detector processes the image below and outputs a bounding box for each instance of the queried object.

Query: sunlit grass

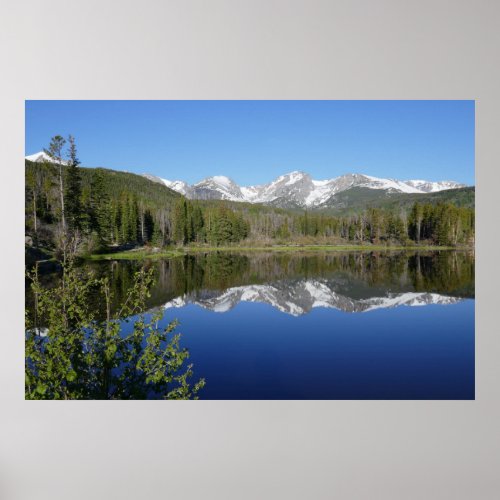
[87,243,458,260]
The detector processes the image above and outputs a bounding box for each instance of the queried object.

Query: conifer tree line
[26,136,475,255]
[25,136,174,254]
[232,203,474,247]
[25,136,251,254]
[172,200,250,246]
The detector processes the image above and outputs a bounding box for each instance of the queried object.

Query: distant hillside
[317,186,475,215]
[26,160,181,209]
[197,186,475,217]
[25,159,182,252]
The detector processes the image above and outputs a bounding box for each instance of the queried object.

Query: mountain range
[144,171,467,209]
[25,151,469,210]
[162,279,463,316]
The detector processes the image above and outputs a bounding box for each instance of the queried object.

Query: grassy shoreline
[85,244,464,261]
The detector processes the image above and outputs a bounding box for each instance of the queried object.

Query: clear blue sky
[25,100,475,185]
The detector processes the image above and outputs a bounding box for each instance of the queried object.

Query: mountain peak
[203,175,237,187]
[286,170,308,176]
[25,151,69,165]
[140,169,468,208]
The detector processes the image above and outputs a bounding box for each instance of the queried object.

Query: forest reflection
[27,250,474,320]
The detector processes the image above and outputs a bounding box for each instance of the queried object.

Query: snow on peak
[142,169,468,207]
[195,175,237,188]
[25,151,69,165]
[161,179,189,195]
[405,179,466,192]
[211,175,234,187]
[283,171,308,185]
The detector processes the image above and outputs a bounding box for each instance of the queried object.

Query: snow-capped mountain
[162,279,462,316]
[146,170,467,208]
[404,179,465,192]
[25,151,69,165]
[142,173,190,195]
[189,175,244,201]
[26,150,467,209]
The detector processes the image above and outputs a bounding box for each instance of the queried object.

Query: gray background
[0,1,498,499]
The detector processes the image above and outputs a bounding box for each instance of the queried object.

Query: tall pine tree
[65,135,82,231]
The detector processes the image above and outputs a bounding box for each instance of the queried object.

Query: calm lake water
[29,250,475,400]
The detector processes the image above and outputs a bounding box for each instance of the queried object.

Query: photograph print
[25,100,475,400]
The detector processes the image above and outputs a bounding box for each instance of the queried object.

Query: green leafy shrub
[25,262,205,399]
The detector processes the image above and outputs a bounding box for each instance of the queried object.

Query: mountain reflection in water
[27,250,475,400]
[164,281,463,316]
[29,250,474,318]
[84,250,474,317]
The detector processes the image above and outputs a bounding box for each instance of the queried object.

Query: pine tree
[45,135,67,233]
[172,198,188,244]
[127,194,138,242]
[65,135,82,231]
[26,167,42,239]
[119,192,130,243]
[90,169,112,245]
[410,202,424,242]
[191,204,205,242]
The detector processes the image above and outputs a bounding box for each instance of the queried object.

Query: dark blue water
[32,250,474,399]
[158,298,474,400]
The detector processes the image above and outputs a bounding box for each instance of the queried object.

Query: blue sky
[25,100,475,185]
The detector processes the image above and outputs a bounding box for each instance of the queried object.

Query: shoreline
[84,244,469,261]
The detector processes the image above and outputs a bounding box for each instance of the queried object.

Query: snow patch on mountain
[139,169,468,208]
[26,151,468,207]
[405,179,466,193]
[285,171,307,186]
[211,175,233,188]
[362,175,422,193]
[240,186,261,201]
[25,151,69,165]
[162,179,190,195]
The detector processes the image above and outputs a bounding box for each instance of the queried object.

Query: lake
[28,250,475,400]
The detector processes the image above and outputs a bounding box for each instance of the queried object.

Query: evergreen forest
[25,136,475,261]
